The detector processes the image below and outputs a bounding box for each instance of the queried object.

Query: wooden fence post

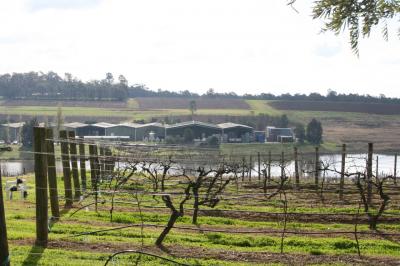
[394,154,397,185]
[249,155,252,181]
[60,130,73,208]
[0,162,10,266]
[315,147,320,186]
[281,151,285,179]
[99,146,105,181]
[34,127,48,247]
[294,147,299,187]
[79,137,87,192]
[241,156,245,182]
[268,150,271,184]
[367,143,373,205]
[340,144,346,201]
[68,131,81,200]
[104,147,113,177]
[257,152,261,181]
[89,144,99,212]
[94,145,101,184]
[46,128,60,219]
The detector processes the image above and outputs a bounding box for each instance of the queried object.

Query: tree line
[0,72,399,104]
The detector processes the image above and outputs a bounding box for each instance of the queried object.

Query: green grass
[2,173,400,265]
[245,100,283,116]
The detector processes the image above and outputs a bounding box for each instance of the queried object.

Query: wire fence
[2,129,400,265]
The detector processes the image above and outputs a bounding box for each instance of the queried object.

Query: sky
[0,0,399,97]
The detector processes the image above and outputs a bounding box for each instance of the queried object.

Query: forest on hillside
[0,71,399,104]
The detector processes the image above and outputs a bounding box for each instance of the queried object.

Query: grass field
[2,168,400,265]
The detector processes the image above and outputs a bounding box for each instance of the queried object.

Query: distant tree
[306,118,323,144]
[327,89,337,100]
[183,128,194,143]
[189,100,197,119]
[294,124,306,143]
[278,114,289,128]
[55,104,64,138]
[64,72,73,82]
[4,114,10,143]
[205,88,216,98]
[118,75,128,86]
[21,118,39,147]
[105,72,114,84]
[18,115,23,143]
[206,136,219,146]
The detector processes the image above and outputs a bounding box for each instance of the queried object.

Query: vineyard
[269,101,400,115]
[1,128,400,265]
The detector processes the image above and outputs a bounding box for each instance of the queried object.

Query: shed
[218,122,253,143]
[135,123,165,141]
[166,121,221,140]
[106,123,138,140]
[77,122,115,137]
[266,127,294,142]
[0,122,25,142]
[64,122,88,135]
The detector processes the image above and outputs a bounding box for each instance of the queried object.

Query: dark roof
[268,127,293,136]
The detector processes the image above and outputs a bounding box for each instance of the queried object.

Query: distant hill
[136,97,250,110]
[270,100,400,115]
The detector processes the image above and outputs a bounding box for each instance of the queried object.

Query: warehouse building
[106,122,137,140]
[0,122,25,142]
[60,120,263,143]
[76,122,115,137]
[266,127,294,142]
[64,122,88,135]
[218,122,253,143]
[166,121,220,141]
[135,122,165,141]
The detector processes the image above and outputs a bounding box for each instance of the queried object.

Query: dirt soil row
[10,239,400,266]
[136,97,250,110]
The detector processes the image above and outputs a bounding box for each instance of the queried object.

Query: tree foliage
[277,114,289,128]
[21,118,39,147]
[306,118,323,144]
[183,128,195,143]
[189,100,197,119]
[294,123,306,143]
[2,71,400,103]
[311,0,400,55]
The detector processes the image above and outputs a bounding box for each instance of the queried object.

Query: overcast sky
[0,0,399,96]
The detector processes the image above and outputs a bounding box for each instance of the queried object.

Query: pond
[1,153,397,179]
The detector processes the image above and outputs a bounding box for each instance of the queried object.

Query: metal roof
[64,122,88,128]
[218,122,252,129]
[166,120,220,129]
[136,122,165,128]
[1,122,25,128]
[83,136,130,139]
[267,127,293,136]
[112,122,140,128]
[91,122,116,128]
